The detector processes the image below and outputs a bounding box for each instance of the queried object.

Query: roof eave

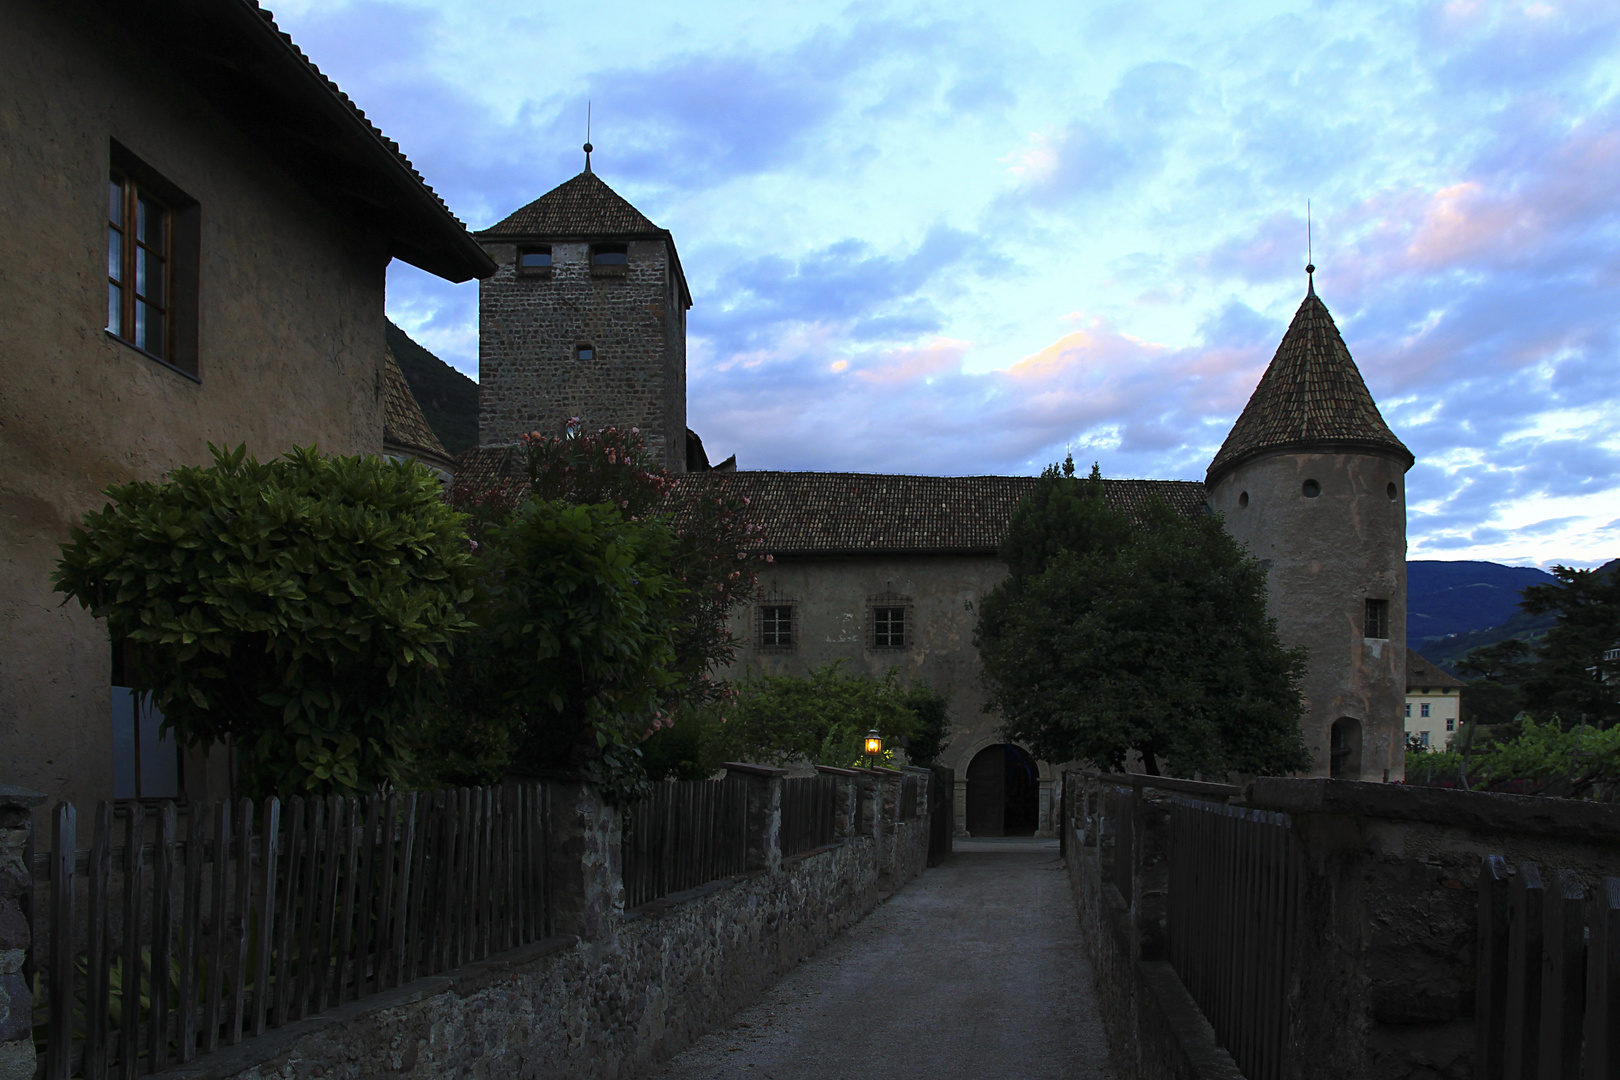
[97,0,494,284]
[1206,439,1416,488]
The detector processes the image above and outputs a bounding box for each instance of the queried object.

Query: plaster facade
[1206,450,1409,781]
[477,238,687,469]
[0,0,419,812]
[727,555,1058,836]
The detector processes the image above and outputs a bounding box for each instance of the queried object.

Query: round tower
[1206,270,1414,781]
[473,147,692,470]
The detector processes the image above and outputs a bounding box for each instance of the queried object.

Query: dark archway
[965,744,1041,837]
[1330,717,1362,779]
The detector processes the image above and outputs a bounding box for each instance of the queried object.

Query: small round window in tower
[1387,482,1398,501]
[575,344,595,361]
[1302,479,1321,498]
[1238,491,1250,508]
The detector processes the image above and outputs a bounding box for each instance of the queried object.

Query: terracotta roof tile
[1407,647,1466,691]
[1208,288,1412,484]
[478,170,663,238]
[674,472,1208,554]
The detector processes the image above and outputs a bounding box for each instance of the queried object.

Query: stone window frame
[107,142,201,380]
[754,593,797,653]
[590,241,629,278]
[516,244,553,277]
[867,592,913,651]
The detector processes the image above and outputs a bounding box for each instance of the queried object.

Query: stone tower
[1206,273,1414,781]
[474,151,692,470]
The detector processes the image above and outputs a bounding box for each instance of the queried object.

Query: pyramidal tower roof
[477,167,662,238]
[1207,279,1412,485]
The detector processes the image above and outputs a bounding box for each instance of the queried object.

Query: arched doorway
[965,744,1040,837]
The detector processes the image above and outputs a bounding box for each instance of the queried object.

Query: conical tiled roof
[478,170,662,237]
[1207,286,1412,485]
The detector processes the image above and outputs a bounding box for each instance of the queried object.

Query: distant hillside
[1407,561,1556,642]
[386,321,478,456]
[1408,558,1617,673]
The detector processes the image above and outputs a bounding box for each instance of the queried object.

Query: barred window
[873,607,905,648]
[1363,598,1389,639]
[761,605,793,647]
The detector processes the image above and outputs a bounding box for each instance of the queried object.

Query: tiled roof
[479,170,663,238]
[1407,648,1466,691]
[446,458,1207,554]
[1208,286,1412,484]
[672,472,1208,554]
[382,350,453,470]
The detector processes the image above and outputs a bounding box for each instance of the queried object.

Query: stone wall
[0,787,42,1080]
[128,769,927,1080]
[477,238,686,470]
[1065,771,1620,1080]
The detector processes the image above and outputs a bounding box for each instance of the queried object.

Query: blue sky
[273,0,1620,568]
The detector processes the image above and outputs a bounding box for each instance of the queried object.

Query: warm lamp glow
[864,730,883,756]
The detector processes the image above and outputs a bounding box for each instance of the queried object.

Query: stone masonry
[477,237,687,469]
[0,786,44,1080]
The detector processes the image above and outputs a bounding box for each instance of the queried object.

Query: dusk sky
[272,0,1620,569]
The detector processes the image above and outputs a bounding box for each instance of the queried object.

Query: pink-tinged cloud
[850,338,972,384]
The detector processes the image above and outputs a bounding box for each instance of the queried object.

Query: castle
[458,156,1414,836]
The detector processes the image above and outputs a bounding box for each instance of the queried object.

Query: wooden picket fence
[620,778,749,908]
[30,785,551,1079]
[1476,856,1620,1079]
[780,776,837,857]
[1165,796,1302,1080]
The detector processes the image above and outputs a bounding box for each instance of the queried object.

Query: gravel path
[653,842,1117,1080]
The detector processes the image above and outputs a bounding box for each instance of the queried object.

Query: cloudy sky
[273,0,1620,568]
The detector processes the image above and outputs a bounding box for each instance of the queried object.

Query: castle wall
[1207,451,1409,781]
[478,239,685,470]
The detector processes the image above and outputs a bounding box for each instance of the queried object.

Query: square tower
[474,158,692,470]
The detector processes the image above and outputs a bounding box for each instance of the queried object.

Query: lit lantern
[864,730,883,758]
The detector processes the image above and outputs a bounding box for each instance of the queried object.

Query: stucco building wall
[726,554,1060,835]
[477,239,686,468]
[0,0,392,812]
[1206,450,1409,781]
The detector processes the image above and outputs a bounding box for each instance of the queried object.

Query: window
[1238,491,1249,508]
[106,146,199,377]
[760,605,793,647]
[575,343,595,361]
[518,245,552,274]
[591,242,628,266]
[1419,731,1430,747]
[1405,703,1411,718]
[1364,598,1389,639]
[1420,702,1430,718]
[873,607,906,649]
[1302,479,1321,498]
[111,642,180,799]
[1446,717,1455,732]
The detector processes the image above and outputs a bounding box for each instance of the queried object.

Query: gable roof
[1208,284,1412,485]
[91,0,493,283]
[382,349,454,473]
[1407,648,1466,691]
[480,170,664,237]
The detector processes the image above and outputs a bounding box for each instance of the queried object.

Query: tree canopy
[975,459,1310,777]
[53,445,476,798]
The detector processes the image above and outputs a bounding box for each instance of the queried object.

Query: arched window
[1329,717,1362,779]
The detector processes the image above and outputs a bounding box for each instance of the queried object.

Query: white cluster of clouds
[274,0,1620,568]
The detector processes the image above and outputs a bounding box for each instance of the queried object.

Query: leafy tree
[976,461,1310,778]
[53,445,475,798]
[435,422,765,798]
[710,663,921,769]
[1517,565,1620,728]
[899,682,952,766]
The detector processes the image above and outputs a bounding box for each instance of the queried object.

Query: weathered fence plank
[1476,855,1512,1080]
[1538,868,1585,1080]
[1503,862,1546,1078]
[1586,877,1620,1080]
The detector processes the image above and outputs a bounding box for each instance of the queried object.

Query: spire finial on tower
[583,101,593,173]
[1306,200,1315,296]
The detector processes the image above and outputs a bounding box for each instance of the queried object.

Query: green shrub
[53,445,475,798]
